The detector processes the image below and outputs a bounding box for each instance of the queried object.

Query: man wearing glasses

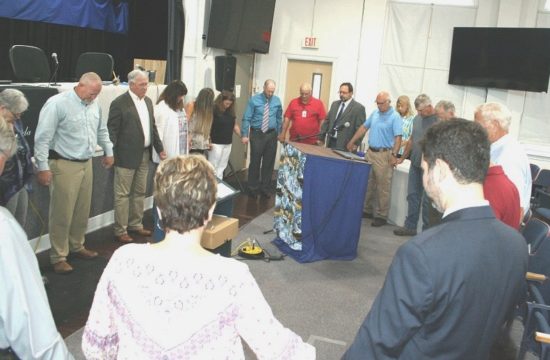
[318,82,365,150]
[347,91,402,227]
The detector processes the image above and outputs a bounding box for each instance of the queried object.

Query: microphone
[334,122,351,131]
[51,53,59,65]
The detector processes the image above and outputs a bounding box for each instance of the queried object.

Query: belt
[251,128,276,134]
[48,150,90,163]
[369,147,392,152]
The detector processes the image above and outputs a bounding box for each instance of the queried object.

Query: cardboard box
[201,215,239,250]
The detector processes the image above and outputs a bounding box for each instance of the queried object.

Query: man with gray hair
[394,94,438,236]
[35,72,114,274]
[0,89,32,226]
[434,100,455,121]
[474,102,531,218]
[108,70,166,243]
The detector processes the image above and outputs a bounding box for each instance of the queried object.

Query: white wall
[182,0,550,168]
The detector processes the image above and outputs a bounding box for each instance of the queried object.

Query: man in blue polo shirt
[347,91,402,226]
[241,79,283,199]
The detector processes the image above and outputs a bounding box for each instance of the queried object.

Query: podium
[272,142,371,262]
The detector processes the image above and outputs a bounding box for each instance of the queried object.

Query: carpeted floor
[62,209,533,359]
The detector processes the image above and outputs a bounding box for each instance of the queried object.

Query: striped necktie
[261,101,269,132]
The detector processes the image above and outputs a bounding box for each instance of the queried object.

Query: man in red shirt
[279,83,326,145]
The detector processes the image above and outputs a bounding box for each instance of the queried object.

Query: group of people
[0,74,535,358]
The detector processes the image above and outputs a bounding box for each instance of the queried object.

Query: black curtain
[166,0,185,83]
[0,0,185,83]
[0,18,131,82]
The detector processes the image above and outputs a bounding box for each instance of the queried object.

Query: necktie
[335,102,345,122]
[261,101,270,132]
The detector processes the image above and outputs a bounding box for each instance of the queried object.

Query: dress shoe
[362,212,374,219]
[53,261,73,274]
[129,228,152,237]
[371,218,387,227]
[393,226,417,236]
[73,248,98,260]
[116,233,134,243]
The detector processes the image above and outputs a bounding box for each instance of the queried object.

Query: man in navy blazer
[344,119,527,359]
[108,70,165,243]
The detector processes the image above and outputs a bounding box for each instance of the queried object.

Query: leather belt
[369,147,391,152]
[251,128,275,134]
[48,150,90,162]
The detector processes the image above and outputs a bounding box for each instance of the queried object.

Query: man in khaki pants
[34,72,114,274]
[108,70,165,243]
[347,91,402,227]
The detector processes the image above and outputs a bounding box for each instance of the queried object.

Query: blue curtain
[0,0,129,34]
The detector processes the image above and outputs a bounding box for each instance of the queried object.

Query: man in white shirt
[108,70,166,243]
[474,102,531,218]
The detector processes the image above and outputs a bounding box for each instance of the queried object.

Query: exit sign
[303,37,318,49]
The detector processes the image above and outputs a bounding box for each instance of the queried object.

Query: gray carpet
[64,209,533,359]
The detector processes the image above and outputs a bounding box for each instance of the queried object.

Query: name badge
[301,110,307,118]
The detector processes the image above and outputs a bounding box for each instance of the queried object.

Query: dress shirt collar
[129,89,145,102]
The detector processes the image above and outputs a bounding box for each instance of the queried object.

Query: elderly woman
[0,89,32,226]
[82,155,315,359]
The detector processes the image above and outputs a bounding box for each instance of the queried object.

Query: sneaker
[371,218,387,227]
[393,227,417,236]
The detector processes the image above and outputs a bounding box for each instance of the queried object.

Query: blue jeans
[404,164,431,231]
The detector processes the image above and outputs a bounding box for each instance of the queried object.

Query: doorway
[284,59,332,114]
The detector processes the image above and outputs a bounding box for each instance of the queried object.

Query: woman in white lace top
[82,155,315,359]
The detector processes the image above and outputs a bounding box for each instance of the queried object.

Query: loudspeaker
[215,55,236,92]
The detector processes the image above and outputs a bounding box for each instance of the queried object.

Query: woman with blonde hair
[83,155,315,359]
[396,95,415,157]
[186,88,215,155]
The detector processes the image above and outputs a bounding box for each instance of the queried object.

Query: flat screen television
[448,27,550,92]
[206,0,276,54]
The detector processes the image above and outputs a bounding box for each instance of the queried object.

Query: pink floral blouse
[82,243,314,359]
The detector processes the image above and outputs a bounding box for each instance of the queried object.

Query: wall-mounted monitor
[448,27,550,93]
[206,0,276,54]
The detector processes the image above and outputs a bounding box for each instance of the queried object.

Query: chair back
[9,45,51,82]
[535,169,550,189]
[531,163,542,183]
[522,218,550,254]
[75,52,114,81]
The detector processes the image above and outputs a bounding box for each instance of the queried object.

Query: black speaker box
[215,55,236,92]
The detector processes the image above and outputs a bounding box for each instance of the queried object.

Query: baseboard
[29,196,154,254]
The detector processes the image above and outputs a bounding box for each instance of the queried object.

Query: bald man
[34,72,114,274]
[347,91,402,227]
[279,83,326,145]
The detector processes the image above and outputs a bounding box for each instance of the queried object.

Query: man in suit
[108,70,166,243]
[343,119,528,360]
[318,82,365,150]
[347,91,402,227]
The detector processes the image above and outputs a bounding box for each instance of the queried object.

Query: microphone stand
[49,61,60,87]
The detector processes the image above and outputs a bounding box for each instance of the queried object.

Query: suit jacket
[108,92,164,169]
[344,206,528,360]
[320,98,366,149]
